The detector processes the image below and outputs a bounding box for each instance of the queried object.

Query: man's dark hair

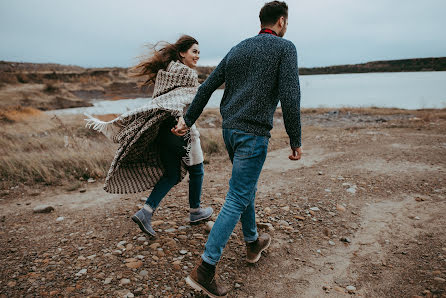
[259,1,288,27]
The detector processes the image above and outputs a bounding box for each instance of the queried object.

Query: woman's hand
[171,116,189,136]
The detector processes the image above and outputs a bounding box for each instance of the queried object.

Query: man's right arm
[183,54,227,128]
[278,41,301,149]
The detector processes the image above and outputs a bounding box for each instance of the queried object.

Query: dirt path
[1,119,445,297]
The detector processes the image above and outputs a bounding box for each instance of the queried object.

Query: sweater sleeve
[278,42,301,148]
[184,54,227,127]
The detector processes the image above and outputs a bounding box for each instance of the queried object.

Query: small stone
[75,269,87,277]
[278,220,289,227]
[87,178,96,183]
[235,283,241,288]
[333,286,344,293]
[316,249,322,254]
[318,171,323,175]
[336,204,346,212]
[120,278,131,285]
[124,292,134,298]
[346,285,356,293]
[137,236,146,242]
[77,256,86,261]
[7,281,16,287]
[328,240,335,246]
[152,220,164,226]
[414,216,420,220]
[310,207,320,211]
[434,277,445,282]
[415,197,425,202]
[281,206,290,212]
[346,186,357,194]
[156,250,165,257]
[205,221,214,233]
[104,277,113,284]
[149,243,160,250]
[179,250,188,255]
[257,222,275,231]
[139,270,148,277]
[264,207,271,214]
[193,233,205,239]
[126,260,143,269]
[172,260,181,270]
[165,228,176,233]
[112,250,122,255]
[340,237,351,243]
[294,215,305,221]
[56,216,64,222]
[79,188,87,193]
[33,205,54,213]
[87,254,96,260]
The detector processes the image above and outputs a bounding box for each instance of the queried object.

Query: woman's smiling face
[180,43,200,68]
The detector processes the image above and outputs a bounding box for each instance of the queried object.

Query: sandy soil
[1,112,445,297]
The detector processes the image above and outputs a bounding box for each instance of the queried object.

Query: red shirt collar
[259,28,278,36]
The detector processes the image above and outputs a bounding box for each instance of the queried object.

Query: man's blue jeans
[202,128,269,265]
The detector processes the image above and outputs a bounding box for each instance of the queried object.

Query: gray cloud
[1,0,445,67]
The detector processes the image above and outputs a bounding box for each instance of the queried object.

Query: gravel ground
[1,110,445,297]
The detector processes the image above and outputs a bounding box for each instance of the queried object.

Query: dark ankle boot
[186,259,229,297]
[246,233,271,263]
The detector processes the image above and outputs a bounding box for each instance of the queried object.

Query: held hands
[171,116,189,136]
[289,147,302,161]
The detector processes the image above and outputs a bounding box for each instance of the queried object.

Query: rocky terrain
[1,109,445,297]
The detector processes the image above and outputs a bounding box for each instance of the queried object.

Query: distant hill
[299,57,446,75]
[1,57,445,110]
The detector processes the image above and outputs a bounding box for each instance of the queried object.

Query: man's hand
[289,147,302,161]
[171,116,189,136]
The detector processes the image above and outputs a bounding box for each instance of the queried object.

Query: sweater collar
[259,28,278,36]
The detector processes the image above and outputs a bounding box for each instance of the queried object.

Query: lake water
[49,71,446,115]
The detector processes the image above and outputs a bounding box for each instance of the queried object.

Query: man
[173,1,301,296]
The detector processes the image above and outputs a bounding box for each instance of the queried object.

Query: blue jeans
[145,119,204,210]
[202,128,269,265]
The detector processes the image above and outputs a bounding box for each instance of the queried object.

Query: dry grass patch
[0,112,116,189]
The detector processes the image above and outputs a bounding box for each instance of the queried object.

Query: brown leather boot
[186,259,229,298]
[246,233,271,263]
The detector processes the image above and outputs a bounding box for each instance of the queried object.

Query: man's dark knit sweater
[184,33,301,148]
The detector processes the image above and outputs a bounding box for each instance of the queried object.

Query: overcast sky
[0,0,445,68]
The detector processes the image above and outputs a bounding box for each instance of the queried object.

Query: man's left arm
[185,55,227,125]
[277,42,302,160]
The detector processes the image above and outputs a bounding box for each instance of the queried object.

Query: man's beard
[278,27,286,37]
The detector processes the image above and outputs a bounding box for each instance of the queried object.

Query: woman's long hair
[130,35,198,87]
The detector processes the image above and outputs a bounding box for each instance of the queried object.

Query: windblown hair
[130,35,198,87]
[259,1,288,27]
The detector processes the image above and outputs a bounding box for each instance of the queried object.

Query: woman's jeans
[145,118,204,210]
[202,128,269,265]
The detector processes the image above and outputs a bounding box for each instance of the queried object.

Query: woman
[85,35,213,237]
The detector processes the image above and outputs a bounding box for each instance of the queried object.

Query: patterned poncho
[85,61,204,194]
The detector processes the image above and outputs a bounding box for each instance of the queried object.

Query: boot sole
[131,215,156,238]
[246,237,272,264]
[185,276,227,298]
